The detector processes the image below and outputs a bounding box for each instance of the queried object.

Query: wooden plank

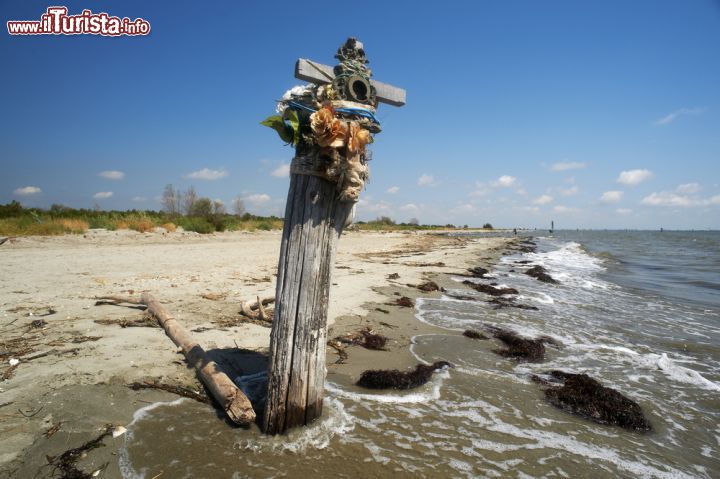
[263,173,353,434]
[295,58,406,107]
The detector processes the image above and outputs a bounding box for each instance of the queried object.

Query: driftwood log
[240,296,275,321]
[96,293,255,425]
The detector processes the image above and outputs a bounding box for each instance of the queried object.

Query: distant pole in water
[550,220,554,233]
[661,227,664,232]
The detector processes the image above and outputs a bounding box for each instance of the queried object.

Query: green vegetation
[0,200,499,237]
[0,200,284,237]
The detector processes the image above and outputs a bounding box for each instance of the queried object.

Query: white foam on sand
[571,343,720,392]
[649,353,720,392]
[236,397,354,453]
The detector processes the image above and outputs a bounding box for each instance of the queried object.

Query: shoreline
[0,229,513,477]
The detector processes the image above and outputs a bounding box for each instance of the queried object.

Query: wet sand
[0,228,511,478]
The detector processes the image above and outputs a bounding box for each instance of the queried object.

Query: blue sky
[2,0,719,229]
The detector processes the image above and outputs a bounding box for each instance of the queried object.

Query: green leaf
[260,115,294,144]
[286,110,300,146]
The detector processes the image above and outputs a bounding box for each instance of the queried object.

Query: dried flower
[347,123,373,153]
[310,104,347,147]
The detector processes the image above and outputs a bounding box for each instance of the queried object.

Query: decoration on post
[261,38,380,203]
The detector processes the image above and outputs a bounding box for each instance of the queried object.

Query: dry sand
[0,229,511,478]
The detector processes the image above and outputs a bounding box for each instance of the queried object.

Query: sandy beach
[0,229,511,478]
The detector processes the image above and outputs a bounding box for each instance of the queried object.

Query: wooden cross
[263,39,406,435]
[295,57,407,107]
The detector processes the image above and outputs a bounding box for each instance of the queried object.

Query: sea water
[119,231,720,478]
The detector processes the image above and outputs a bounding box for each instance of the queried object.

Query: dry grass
[161,222,177,232]
[0,218,89,236]
[58,219,89,233]
[128,219,154,233]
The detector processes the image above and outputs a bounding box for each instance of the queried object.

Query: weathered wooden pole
[262,38,406,434]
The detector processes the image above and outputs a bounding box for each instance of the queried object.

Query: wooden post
[262,38,406,434]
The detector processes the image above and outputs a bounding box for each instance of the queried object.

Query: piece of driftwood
[96,293,255,426]
[239,296,275,321]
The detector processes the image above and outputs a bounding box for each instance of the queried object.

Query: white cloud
[558,185,579,197]
[551,162,587,171]
[469,182,490,197]
[271,164,290,178]
[386,186,400,194]
[517,206,540,213]
[553,205,580,213]
[98,170,125,180]
[470,175,520,197]
[617,169,653,186]
[600,190,624,203]
[417,174,435,187]
[245,193,271,204]
[184,168,228,180]
[13,186,41,196]
[533,194,553,205]
[93,191,113,199]
[132,196,147,202]
[357,198,392,215]
[491,175,517,188]
[639,191,720,208]
[616,208,632,215]
[654,107,705,125]
[451,203,477,214]
[400,203,419,212]
[676,183,701,194]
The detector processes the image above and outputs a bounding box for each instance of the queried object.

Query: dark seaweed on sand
[362,332,387,350]
[46,425,113,479]
[524,265,558,284]
[462,281,519,296]
[388,296,414,308]
[466,267,489,278]
[356,361,452,390]
[542,371,652,431]
[487,297,539,310]
[416,281,441,292]
[492,329,546,362]
[463,330,488,340]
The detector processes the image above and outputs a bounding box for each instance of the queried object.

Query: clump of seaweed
[334,327,388,351]
[463,281,519,296]
[487,298,539,310]
[388,296,414,308]
[356,361,452,390]
[542,371,652,431]
[467,267,489,278]
[362,333,388,350]
[492,329,546,362]
[463,330,488,340]
[46,425,113,479]
[525,265,558,284]
[416,281,441,292]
